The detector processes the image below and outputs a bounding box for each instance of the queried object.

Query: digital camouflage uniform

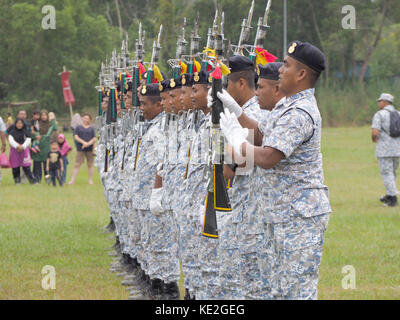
[255,88,331,300]
[371,105,400,196]
[153,112,180,283]
[217,95,262,300]
[181,112,210,298]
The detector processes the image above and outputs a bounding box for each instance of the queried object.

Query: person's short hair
[17,109,26,115]
[147,96,162,104]
[33,109,40,115]
[228,70,256,89]
[81,112,92,120]
[50,141,58,145]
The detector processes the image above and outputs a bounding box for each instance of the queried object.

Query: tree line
[0,0,399,125]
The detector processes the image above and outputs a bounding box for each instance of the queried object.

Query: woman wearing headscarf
[8,118,35,184]
[31,110,58,182]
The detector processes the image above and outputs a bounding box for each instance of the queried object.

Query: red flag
[61,71,75,106]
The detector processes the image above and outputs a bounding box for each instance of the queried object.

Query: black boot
[14,177,21,184]
[148,278,164,299]
[384,195,398,207]
[163,282,180,300]
[184,288,191,300]
[380,195,390,203]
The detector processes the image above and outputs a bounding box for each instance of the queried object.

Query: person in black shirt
[46,141,64,186]
[68,113,96,185]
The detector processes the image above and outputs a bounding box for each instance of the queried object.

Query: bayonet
[249,0,272,60]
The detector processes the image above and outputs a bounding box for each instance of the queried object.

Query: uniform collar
[276,88,315,110]
[383,105,395,111]
[242,95,258,111]
[149,111,163,124]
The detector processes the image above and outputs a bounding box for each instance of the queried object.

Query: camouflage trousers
[146,209,180,283]
[181,216,202,297]
[217,212,242,300]
[119,201,131,255]
[127,207,143,260]
[378,157,399,196]
[136,209,151,274]
[258,213,330,300]
[197,235,222,300]
[218,212,264,300]
[237,231,263,300]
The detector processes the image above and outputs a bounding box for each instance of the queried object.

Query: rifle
[203,11,232,239]
[231,0,255,56]
[248,0,272,62]
[134,25,162,171]
[170,18,187,79]
[132,23,144,110]
[145,25,162,84]
[185,13,201,75]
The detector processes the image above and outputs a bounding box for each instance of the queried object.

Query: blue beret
[259,62,283,81]
[140,83,160,97]
[159,79,171,92]
[181,73,194,87]
[168,76,183,90]
[229,55,255,73]
[287,41,325,73]
[193,70,212,85]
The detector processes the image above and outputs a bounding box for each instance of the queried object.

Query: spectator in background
[45,141,64,187]
[16,109,30,134]
[57,133,72,184]
[6,113,13,129]
[0,116,6,154]
[0,116,6,184]
[31,110,40,134]
[7,118,35,184]
[68,113,96,185]
[31,110,58,183]
[70,113,82,149]
[372,93,400,207]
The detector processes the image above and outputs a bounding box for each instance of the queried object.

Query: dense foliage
[1,0,399,126]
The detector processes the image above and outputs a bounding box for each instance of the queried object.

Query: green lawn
[0,127,399,299]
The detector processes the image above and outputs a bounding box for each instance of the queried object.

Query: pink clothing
[9,147,32,168]
[58,135,72,157]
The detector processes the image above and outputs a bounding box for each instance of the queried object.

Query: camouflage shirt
[371,105,400,157]
[255,88,331,223]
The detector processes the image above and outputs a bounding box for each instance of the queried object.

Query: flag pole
[59,66,74,122]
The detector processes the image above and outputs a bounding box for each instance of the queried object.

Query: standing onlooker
[372,93,400,207]
[7,118,35,184]
[57,134,72,184]
[0,116,6,153]
[45,141,64,187]
[0,116,7,183]
[30,110,41,134]
[6,112,13,129]
[68,113,96,185]
[31,110,58,183]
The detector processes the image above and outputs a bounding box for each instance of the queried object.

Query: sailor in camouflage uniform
[211,55,262,299]
[219,41,331,300]
[372,93,400,207]
[147,77,181,299]
[180,70,211,299]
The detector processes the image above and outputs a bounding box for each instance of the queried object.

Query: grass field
[0,127,399,300]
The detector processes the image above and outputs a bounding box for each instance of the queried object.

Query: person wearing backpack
[372,93,400,207]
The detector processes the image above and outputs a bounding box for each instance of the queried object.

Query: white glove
[150,187,164,215]
[207,88,243,118]
[220,108,248,156]
[207,88,213,109]
[156,162,164,177]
